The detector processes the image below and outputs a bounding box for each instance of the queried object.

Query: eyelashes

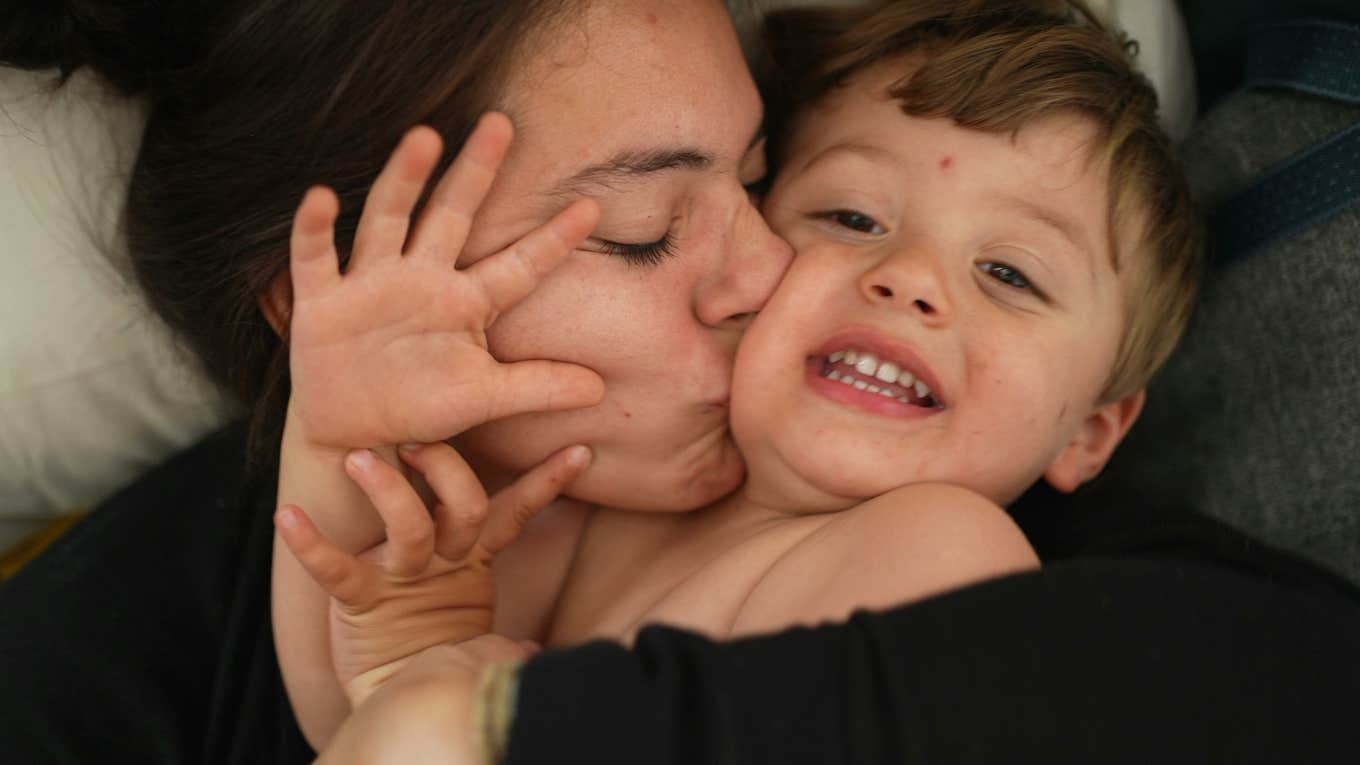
[977,261,1032,290]
[977,260,1048,302]
[817,209,884,235]
[596,232,677,266]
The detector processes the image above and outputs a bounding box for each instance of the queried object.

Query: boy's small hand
[286,113,604,450]
[275,441,590,706]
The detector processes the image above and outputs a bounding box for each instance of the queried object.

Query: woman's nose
[694,203,794,330]
[859,246,954,325]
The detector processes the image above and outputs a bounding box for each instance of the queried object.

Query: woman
[0,0,788,759]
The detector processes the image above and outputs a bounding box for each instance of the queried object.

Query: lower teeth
[824,367,920,404]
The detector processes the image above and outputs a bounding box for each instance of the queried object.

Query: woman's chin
[569,437,746,512]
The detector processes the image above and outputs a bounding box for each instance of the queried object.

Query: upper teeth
[826,349,932,400]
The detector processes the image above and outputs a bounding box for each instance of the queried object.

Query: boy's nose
[695,204,794,330]
[859,248,953,325]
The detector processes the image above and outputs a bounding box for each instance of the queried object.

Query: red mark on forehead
[645,11,658,24]
[939,156,953,170]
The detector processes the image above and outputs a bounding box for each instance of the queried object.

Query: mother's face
[453,0,792,510]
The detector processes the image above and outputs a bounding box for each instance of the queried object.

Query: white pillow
[0,67,229,550]
[1087,0,1198,140]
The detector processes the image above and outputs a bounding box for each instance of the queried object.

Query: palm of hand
[283,118,602,451]
[290,260,500,448]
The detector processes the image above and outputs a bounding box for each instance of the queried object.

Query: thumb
[480,360,605,424]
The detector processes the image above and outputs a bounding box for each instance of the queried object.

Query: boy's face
[732,62,1141,511]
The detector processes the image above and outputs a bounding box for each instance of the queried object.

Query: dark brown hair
[4,0,574,471]
[758,0,1204,401]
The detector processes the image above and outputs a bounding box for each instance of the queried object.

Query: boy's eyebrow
[799,141,899,172]
[995,194,1096,270]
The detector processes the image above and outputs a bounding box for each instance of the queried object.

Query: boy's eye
[978,261,1036,292]
[595,232,677,267]
[743,175,771,202]
[819,209,885,235]
[739,136,770,195]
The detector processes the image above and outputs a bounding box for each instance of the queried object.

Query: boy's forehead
[802,66,1109,214]
[777,66,1134,301]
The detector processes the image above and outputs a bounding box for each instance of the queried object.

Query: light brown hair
[758,0,1203,401]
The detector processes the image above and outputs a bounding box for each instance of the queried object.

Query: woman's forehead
[500,0,763,195]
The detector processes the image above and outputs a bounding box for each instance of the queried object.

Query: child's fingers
[467,197,599,319]
[289,186,342,302]
[479,445,591,556]
[349,126,444,272]
[344,450,435,578]
[480,360,605,424]
[407,112,513,264]
[397,442,488,562]
[274,505,373,603]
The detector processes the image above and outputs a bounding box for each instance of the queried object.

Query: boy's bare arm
[269,116,602,750]
[730,483,1038,638]
[273,409,394,749]
[277,440,588,704]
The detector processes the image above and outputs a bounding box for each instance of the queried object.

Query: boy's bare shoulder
[730,484,1038,638]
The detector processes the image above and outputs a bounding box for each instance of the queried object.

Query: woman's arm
[271,114,603,748]
[508,558,1360,763]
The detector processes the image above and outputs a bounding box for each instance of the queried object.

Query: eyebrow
[798,141,902,175]
[546,127,768,200]
[549,148,712,197]
[996,195,1097,269]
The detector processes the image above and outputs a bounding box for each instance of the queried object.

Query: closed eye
[596,232,677,267]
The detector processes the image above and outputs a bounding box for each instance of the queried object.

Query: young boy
[275,0,1202,748]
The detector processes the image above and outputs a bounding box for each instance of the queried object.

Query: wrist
[282,398,352,457]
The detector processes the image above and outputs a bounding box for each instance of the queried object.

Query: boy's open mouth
[814,348,941,409]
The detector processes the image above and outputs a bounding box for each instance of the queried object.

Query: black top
[2,424,1357,764]
[509,488,1360,764]
[0,424,312,763]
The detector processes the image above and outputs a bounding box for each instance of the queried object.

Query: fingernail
[398,443,421,454]
[346,449,376,471]
[565,445,591,468]
[276,507,297,530]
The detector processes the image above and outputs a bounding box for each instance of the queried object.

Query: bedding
[0,67,228,550]
[1070,86,1360,585]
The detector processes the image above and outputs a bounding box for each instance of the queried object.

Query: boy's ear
[1044,389,1145,494]
[257,269,293,340]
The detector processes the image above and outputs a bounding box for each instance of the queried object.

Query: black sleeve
[0,425,314,765]
[508,557,1360,764]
